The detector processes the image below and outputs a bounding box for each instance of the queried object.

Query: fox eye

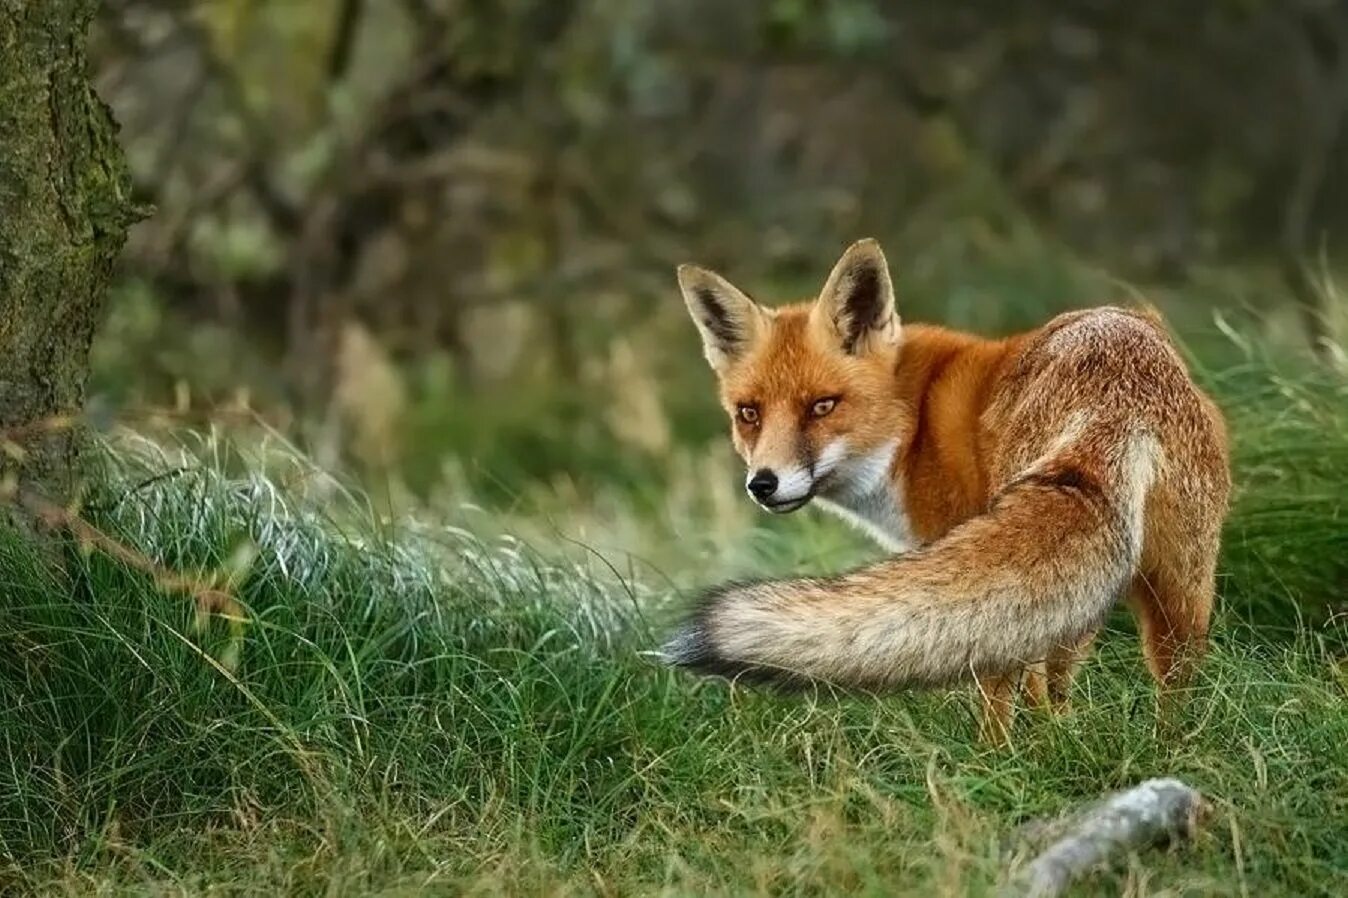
[810,397,839,418]
[737,404,760,425]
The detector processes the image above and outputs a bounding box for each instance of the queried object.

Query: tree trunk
[0,0,135,500]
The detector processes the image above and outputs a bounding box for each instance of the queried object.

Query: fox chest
[815,488,915,553]
[813,444,916,553]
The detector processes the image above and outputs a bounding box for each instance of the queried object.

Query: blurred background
[90,0,1347,522]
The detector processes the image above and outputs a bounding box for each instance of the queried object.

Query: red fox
[663,238,1230,741]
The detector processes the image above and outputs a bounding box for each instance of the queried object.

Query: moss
[0,0,139,495]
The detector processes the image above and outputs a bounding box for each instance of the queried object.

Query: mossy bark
[0,0,136,499]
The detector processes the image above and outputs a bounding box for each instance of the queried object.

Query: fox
[661,238,1231,742]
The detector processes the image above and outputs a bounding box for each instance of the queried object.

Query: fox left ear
[811,238,900,355]
[677,264,770,371]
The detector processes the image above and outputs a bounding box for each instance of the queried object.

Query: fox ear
[812,238,900,355]
[677,264,769,371]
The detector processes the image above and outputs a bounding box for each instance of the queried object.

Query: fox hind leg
[1129,562,1215,704]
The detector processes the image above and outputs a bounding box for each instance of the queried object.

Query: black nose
[747,469,778,500]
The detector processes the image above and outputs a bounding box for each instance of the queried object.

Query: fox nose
[747,469,778,500]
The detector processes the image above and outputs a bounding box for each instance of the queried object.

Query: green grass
[1,349,1347,896]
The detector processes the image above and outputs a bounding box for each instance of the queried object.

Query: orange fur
[665,239,1231,744]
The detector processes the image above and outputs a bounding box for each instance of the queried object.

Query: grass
[1,337,1347,895]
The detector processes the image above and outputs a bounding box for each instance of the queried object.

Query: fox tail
[662,431,1160,690]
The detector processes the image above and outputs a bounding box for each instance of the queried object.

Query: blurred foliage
[90,0,1348,492]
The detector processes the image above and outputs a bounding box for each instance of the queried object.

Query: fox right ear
[812,238,899,355]
[677,265,769,371]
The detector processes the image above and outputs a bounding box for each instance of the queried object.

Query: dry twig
[1003,778,1204,898]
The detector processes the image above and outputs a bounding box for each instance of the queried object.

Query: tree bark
[0,0,136,500]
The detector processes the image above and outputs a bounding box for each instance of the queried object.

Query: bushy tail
[663,433,1159,690]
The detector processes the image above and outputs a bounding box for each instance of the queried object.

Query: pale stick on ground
[1003,777,1204,897]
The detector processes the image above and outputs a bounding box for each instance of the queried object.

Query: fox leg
[1021,662,1050,709]
[975,670,1021,745]
[1045,629,1098,710]
[1129,564,1214,697]
[1020,627,1096,713]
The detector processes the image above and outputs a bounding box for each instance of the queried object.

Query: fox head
[678,239,907,513]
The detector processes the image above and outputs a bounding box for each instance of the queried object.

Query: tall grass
[1,346,1346,895]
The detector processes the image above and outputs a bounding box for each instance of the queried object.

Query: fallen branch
[8,481,252,672]
[1003,778,1204,898]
